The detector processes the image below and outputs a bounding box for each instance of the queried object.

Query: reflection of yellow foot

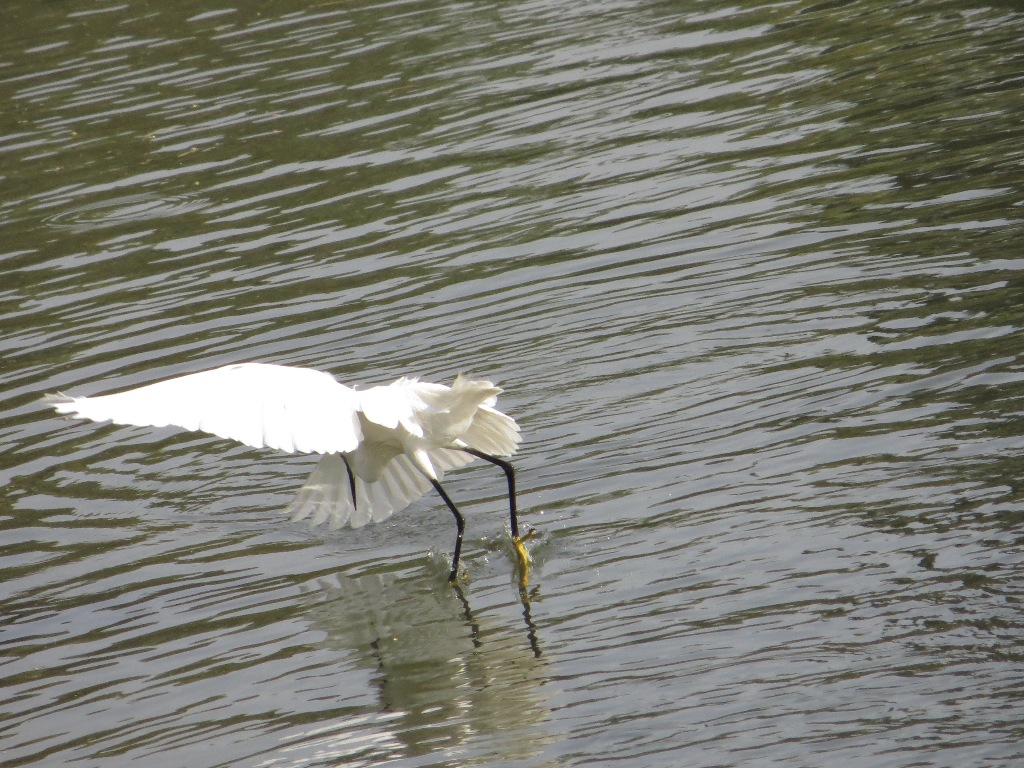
[512,529,537,588]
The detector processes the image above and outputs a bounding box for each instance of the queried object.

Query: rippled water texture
[3,0,1023,765]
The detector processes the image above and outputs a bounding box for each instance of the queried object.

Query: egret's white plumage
[46,363,528,581]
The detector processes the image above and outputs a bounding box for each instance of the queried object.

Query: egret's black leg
[341,455,357,509]
[462,449,519,536]
[462,448,533,586]
[430,479,465,582]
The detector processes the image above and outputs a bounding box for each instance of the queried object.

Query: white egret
[45,362,533,583]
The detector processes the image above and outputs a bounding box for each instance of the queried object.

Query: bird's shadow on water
[296,569,553,758]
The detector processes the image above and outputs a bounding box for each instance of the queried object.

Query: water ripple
[2,0,1023,765]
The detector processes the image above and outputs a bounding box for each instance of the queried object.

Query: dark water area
[2,0,1023,765]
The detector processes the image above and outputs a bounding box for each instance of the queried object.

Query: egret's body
[46,363,530,582]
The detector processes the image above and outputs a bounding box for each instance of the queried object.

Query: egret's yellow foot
[512,530,537,588]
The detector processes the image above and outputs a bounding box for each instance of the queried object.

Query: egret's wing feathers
[353,455,431,527]
[356,376,512,446]
[356,380,415,432]
[285,446,486,531]
[47,363,362,454]
[460,405,521,457]
[287,453,434,530]
[286,454,355,528]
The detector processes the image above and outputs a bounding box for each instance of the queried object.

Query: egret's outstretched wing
[46,363,362,454]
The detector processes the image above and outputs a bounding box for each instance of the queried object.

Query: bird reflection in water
[295,571,554,763]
